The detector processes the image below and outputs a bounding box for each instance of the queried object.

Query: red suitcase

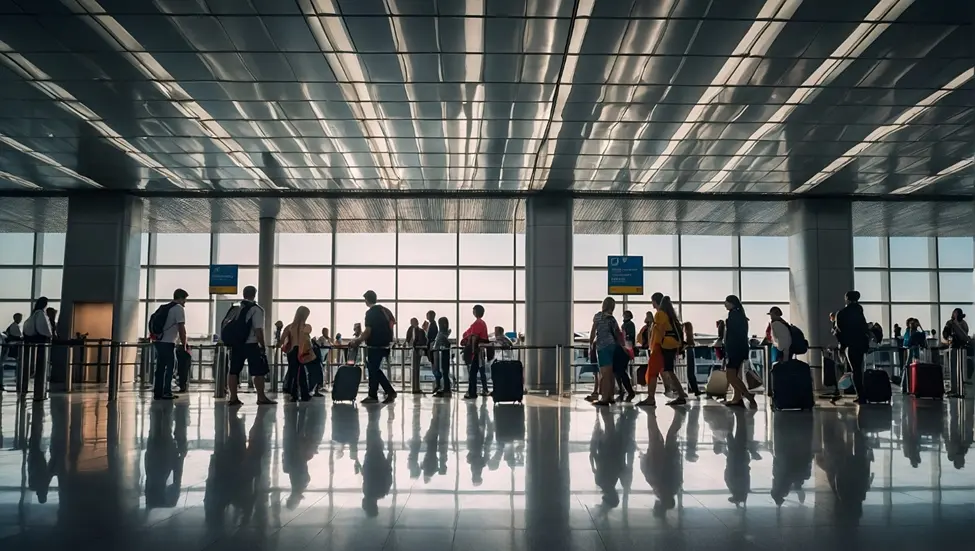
[908,360,943,400]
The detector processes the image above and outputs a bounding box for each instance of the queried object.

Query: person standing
[226,286,275,407]
[431,317,452,396]
[352,290,397,404]
[148,289,188,401]
[3,313,23,366]
[406,318,427,394]
[280,306,313,402]
[766,307,793,361]
[682,322,703,398]
[589,297,626,407]
[835,291,870,404]
[462,305,490,400]
[723,295,757,409]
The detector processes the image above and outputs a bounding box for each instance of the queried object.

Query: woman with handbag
[637,293,687,407]
[280,306,313,402]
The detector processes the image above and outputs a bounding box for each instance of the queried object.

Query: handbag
[297,330,316,364]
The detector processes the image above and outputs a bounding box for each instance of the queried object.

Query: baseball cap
[767,306,782,316]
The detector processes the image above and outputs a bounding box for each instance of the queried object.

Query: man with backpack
[148,289,188,400]
[220,285,276,406]
[767,307,810,361]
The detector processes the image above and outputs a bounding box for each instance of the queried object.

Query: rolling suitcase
[771,359,814,410]
[861,369,892,404]
[491,360,524,403]
[175,347,192,390]
[908,361,943,400]
[330,403,360,445]
[331,364,362,402]
[493,403,526,443]
[705,369,729,399]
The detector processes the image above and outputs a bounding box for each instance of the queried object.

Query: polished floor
[0,386,972,551]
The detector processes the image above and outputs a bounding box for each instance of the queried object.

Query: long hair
[683,321,695,346]
[33,296,49,312]
[659,295,681,330]
[601,296,616,314]
[725,294,748,320]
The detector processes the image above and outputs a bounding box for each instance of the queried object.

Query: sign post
[208,265,239,295]
[607,256,643,295]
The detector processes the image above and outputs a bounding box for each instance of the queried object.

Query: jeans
[686,353,700,394]
[284,346,310,400]
[844,346,867,397]
[152,342,176,397]
[432,349,451,392]
[466,354,488,397]
[366,347,395,399]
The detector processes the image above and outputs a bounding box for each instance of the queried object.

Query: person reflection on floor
[282,406,309,510]
[145,406,181,508]
[361,407,392,517]
[467,401,493,484]
[724,409,757,507]
[422,399,450,483]
[28,403,55,504]
[617,408,638,506]
[816,411,872,524]
[641,408,686,517]
[590,407,624,513]
[238,407,273,530]
[684,403,701,464]
[770,412,813,506]
[407,403,423,480]
[946,399,973,469]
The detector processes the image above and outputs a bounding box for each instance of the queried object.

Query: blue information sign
[607,256,643,295]
[209,265,239,295]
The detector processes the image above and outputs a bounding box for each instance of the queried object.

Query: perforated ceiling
[0,0,971,196]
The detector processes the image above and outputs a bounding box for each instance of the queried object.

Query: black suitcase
[493,404,526,443]
[175,348,191,389]
[332,364,362,402]
[491,360,524,403]
[908,361,943,400]
[861,369,892,404]
[330,403,360,445]
[771,359,814,410]
[822,355,838,388]
[857,407,893,434]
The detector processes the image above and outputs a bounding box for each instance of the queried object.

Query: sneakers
[360,397,380,404]
[666,397,687,407]
[382,392,397,404]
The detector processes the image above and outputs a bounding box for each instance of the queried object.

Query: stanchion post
[270,346,280,393]
[763,343,773,390]
[107,341,121,402]
[950,348,967,398]
[15,343,29,397]
[32,342,51,402]
[555,344,563,397]
[214,346,228,399]
[64,343,76,394]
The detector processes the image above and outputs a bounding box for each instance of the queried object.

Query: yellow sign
[609,285,643,295]
[209,286,238,295]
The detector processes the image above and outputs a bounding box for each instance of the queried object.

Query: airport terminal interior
[0,0,973,549]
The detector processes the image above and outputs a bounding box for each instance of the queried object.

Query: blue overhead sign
[208,265,239,295]
[607,256,643,295]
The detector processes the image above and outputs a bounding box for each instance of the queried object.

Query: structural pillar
[788,198,854,389]
[525,195,573,393]
[258,217,276,341]
[53,194,144,386]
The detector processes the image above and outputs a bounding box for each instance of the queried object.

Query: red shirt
[463,318,489,342]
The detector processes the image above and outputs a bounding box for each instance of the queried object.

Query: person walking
[723,295,757,409]
[351,290,397,404]
[147,289,188,401]
[225,286,275,407]
[637,293,687,407]
[835,291,870,404]
[589,297,626,407]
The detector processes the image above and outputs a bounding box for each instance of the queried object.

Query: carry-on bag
[771,359,815,410]
[331,364,362,402]
[861,368,893,404]
[491,360,524,403]
[705,369,729,399]
[908,360,943,400]
[493,403,526,443]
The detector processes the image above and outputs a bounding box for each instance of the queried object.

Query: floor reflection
[0,392,971,550]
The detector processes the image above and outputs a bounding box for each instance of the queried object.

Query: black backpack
[788,324,809,355]
[148,302,178,339]
[220,302,255,346]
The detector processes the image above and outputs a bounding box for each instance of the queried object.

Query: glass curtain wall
[2,232,971,342]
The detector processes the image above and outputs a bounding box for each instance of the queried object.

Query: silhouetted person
[361,407,392,517]
[641,409,686,517]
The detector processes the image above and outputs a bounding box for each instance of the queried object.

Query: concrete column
[788,198,854,389]
[258,217,275,340]
[525,195,572,393]
[54,193,144,385]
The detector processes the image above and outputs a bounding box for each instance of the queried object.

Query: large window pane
[333,302,371,339]
[275,268,332,299]
[937,237,973,269]
[891,305,934,335]
[398,233,457,265]
[214,234,259,265]
[0,234,33,265]
[680,304,733,334]
[515,302,525,335]
[235,268,258,293]
[460,302,514,335]
[889,237,933,269]
[461,233,513,266]
[740,271,789,303]
[939,272,973,303]
[626,235,678,267]
[516,269,525,301]
[148,301,210,339]
[574,270,613,302]
[573,302,601,334]
[854,270,885,302]
[515,233,525,267]
[0,302,31,327]
[335,233,395,265]
[276,233,332,265]
[396,303,456,339]
[0,269,33,299]
[860,304,886,332]
[740,236,788,268]
[40,233,66,265]
[460,270,515,301]
[889,271,935,303]
[141,234,149,266]
[627,270,679,302]
[573,235,622,267]
[398,269,457,300]
[150,268,210,300]
[335,269,395,300]
[853,237,884,268]
[152,234,211,265]
[36,268,62,300]
[680,271,734,302]
[273,302,332,336]
[681,236,734,267]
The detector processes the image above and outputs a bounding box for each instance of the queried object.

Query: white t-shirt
[771,319,792,355]
[5,322,21,339]
[23,311,52,339]
[160,304,186,343]
[240,301,264,344]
